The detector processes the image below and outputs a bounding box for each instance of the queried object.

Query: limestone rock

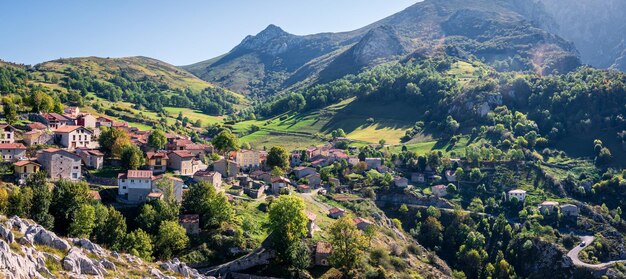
[62,248,107,276]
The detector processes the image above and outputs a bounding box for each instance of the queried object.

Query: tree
[419,216,443,249]
[148,129,167,150]
[211,130,239,156]
[98,207,127,251]
[136,203,159,234]
[469,198,485,213]
[155,220,188,259]
[69,204,96,238]
[3,99,18,125]
[120,144,145,170]
[125,229,153,261]
[240,142,251,150]
[268,195,308,262]
[183,181,233,229]
[328,216,367,274]
[267,146,289,170]
[7,187,26,217]
[271,166,285,177]
[98,127,131,158]
[331,129,346,138]
[50,180,90,235]
[27,172,54,229]
[0,188,8,214]
[288,239,311,271]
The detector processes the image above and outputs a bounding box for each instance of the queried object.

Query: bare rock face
[62,248,107,276]
[0,239,47,279]
[0,216,209,279]
[160,258,210,278]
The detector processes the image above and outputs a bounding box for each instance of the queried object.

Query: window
[73,135,76,140]
[131,179,134,183]
[123,186,126,189]
[73,166,79,170]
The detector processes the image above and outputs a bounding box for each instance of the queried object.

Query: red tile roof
[329,207,345,215]
[316,242,332,254]
[179,214,200,224]
[0,143,26,150]
[125,170,154,179]
[53,125,85,133]
[169,150,194,158]
[146,151,169,160]
[27,122,47,130]
[14,160,39,167]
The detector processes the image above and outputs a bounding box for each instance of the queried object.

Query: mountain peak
[260,24,287,36]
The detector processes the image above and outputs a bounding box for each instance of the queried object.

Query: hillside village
[0,103,616,278]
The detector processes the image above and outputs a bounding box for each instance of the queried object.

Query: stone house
[304,172,322,188]
[445,170,457,182]
[179,214,201,235]
[297,184,312,193]
[0,143,27,162]
[394,176,409,188]
[328,207,346,219]
[76,114,97,128]
[271,176,291,195]
[539,201,560,213]
[117,170,156,202]
[22,129,54,146]
[365,158,382,169]
[508,189,527,202]
[347,156,360,166]
[193,171,222,189]
[76,148,104,169]
[167,150,195,176]
[146,151,169,174]
[213,159,239,178]
[354,217,374,231]
[244,182,266,199]
[431,185,448,197]
[560,204,579,217]
[37,148,82,181]
[53,126,94,150]
[293,166,316,179]
[306,211,317,238]
[0,124,16,144]
[41,113,73,129]
[315,242,332,266]
[290,152,302,167]
[250,170,271,183]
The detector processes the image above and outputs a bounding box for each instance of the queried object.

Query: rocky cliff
[0,215,209,279]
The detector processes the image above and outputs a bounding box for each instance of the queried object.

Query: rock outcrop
[0,216,212,279]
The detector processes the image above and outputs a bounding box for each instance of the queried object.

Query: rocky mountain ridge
[183,0,581,96]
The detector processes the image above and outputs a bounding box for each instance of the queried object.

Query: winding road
[566,235,626,270]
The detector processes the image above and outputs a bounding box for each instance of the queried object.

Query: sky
[0,1,417,66]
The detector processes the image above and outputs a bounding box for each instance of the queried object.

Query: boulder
[0,225,14,243]
[23,225,71,251]
[159,258,212,278]
[0,239,46,279]
[62,248,107,276]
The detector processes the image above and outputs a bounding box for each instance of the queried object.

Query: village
[0,106,583,269]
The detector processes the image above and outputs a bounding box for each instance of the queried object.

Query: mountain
[183,0,581,96]
[36,56,219,92]
[538,0,626,71]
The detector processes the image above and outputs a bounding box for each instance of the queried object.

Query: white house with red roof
[0,143,26,162]
[118,170,157,202]
[53,125,94,150]
[0,124,16,144]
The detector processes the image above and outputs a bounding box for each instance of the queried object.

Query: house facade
[167,150,195,176]
[0,125,16,144]
[118,170,156,202]
[14,160,40,181]
[76,148,104,169]
[508,189,527,202]
[53,126,94,150]
[213,159,239,178]
[0,143,27,162]
[37,148,82,181]
[235,149,260,171]
[193,171,222,188]
[146,151,168,174]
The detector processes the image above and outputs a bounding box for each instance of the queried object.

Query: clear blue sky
[0,1,417,66]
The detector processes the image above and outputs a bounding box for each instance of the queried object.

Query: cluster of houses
[507,189,579,218]
[1,107,123,184]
